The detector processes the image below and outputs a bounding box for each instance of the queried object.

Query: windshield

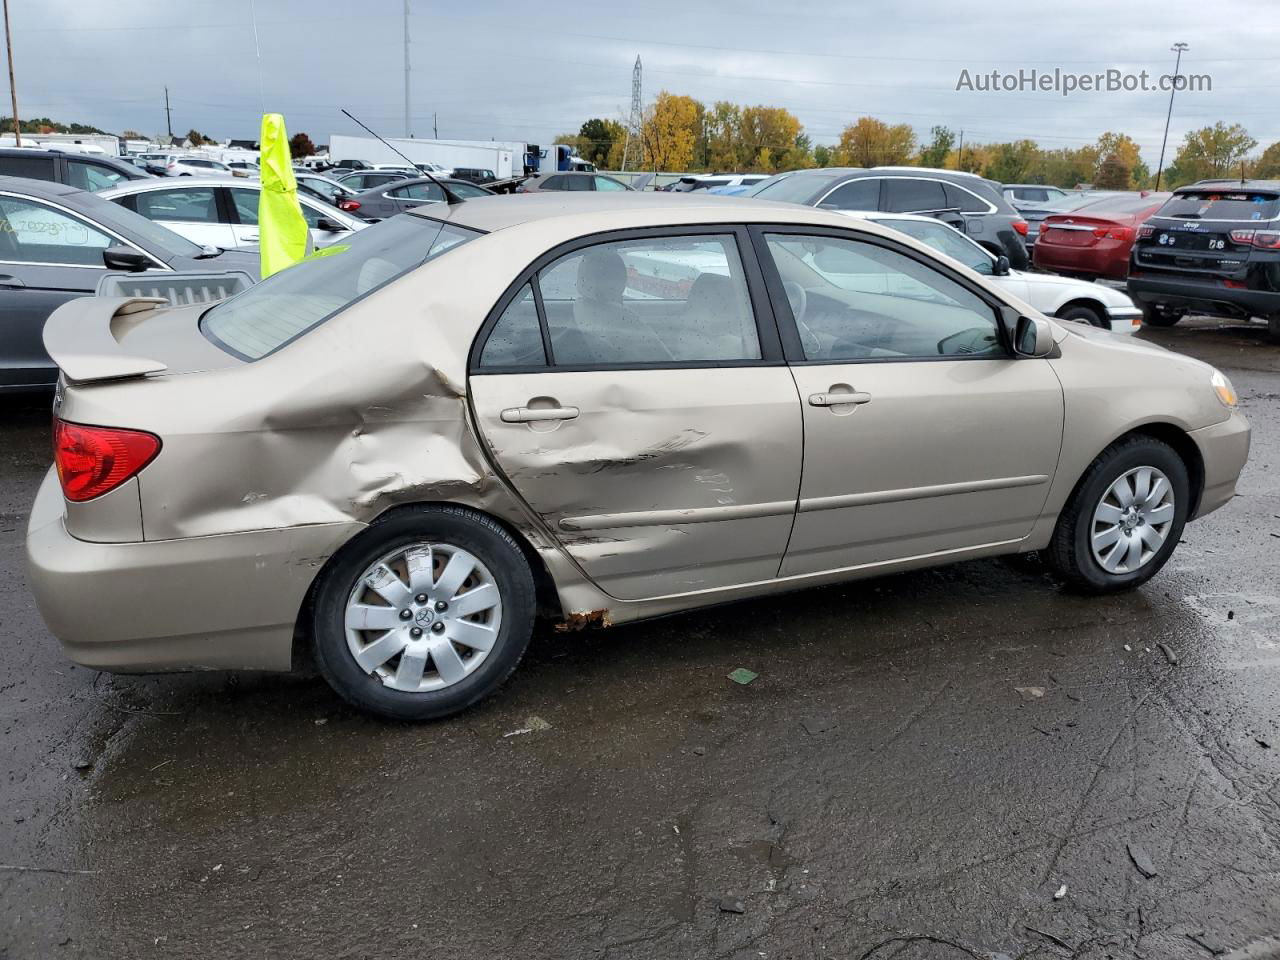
[79,190,205,259]
[200,216,480,360]
[877,218,994,274]
[748,172,837,203]
[1156,190,1280,222]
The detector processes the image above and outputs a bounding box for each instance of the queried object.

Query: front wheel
[1046,436,1189,593]
[312,506,536,720]
[1057,304,1106,328]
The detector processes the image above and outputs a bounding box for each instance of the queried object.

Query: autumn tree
[288,132,316,159]
[703,101,742,171]
[1091,132,1142,188]
[919,126,955,168]
[983,140,1040,183]
[813,144,833,167]
[835,116,916,167]
[739,105,802,171]
[184,128,213,146]
[577,118,625,168]
[1254,140,1280,179]
[640,91,700,171]
[1164,122,1256,187]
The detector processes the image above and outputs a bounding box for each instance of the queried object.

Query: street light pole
[3,0,19,148]
[1154,42,1189,192]
[403,0,411,138]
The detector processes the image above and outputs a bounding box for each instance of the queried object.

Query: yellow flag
[258,113,310,278]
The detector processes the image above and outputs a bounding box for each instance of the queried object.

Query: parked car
[0,148,150,191]
[1004,184,1072,205]
[0,177,257,391]
[516,172,632,193]
[330,159,373,173]
[336,170,414,192]
[225,160,259,178]
[99,178,368,250]
[166,156,234,177]
[669,173,772,193]
[27,193,1249,720]
[748,166,1031,269]
[1128,180,1280,341]
[844,211,1142,333]
[1017,192,1110,249]
[336,177,494,218]
[1034,193,1171,281]
[451,167,498,186]
[294,172,359,207]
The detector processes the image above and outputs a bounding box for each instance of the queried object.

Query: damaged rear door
[468,226,802,601]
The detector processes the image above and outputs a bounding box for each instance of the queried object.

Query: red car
[1034,192,1171,281]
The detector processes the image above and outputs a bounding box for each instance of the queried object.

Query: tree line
[555,93,1280,190]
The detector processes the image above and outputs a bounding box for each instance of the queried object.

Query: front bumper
[1189,411,1251,519]
[1128,274,1280,320]
[1104,305,1142,335]
[25,469,364,673]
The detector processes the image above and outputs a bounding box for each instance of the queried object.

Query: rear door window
[564,176,592,192]
[0,154,57,181]
[944,183,992,213]
[67,160,131,191]
[134,187,221,223]
[884,178,948,213]
[820,178,880,210]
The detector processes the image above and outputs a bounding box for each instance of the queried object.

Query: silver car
[28,194,1250,720]
[99,178,367,251]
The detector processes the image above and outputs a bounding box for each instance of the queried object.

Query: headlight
[1211,369,1238,408]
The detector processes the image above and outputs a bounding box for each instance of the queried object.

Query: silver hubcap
[345,543,503,693]
[1090,466,1175,574]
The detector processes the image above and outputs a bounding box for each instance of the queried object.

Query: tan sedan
[27,194,1250,719]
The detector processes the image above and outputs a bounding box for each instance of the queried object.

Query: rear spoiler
[43,296,169,384]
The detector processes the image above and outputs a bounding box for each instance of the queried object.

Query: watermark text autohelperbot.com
[956,68,1211,97]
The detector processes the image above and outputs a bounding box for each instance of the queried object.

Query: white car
[98,178,368,251]
[166,156,235,178]
[842,211,1142,334]
[671,172,772,193]
[224,160,259,178]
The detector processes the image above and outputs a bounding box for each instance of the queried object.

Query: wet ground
[2,316,1279,960]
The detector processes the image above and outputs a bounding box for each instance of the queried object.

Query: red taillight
[1138,225,1154,239]
[1228,229,1280,248]
[53,420,160,502]
[1230,229,1255,244]
[1106,226,1134,242]
[337,199,360,211]
[1092,227,1108,239]
[1013,219,1029,236]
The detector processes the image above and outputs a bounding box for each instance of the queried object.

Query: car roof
[100,177,249,193]
[1178,179,1280,193]
[408,191,895,234]
[840,210,949,225]
[0,174,86,198]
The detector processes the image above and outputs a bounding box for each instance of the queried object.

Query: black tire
[1268,314,1280,344]
[1140,303,1181,328]
[1046,435,1190,593]
[1056,303,1106,328]
[312,505,536,720]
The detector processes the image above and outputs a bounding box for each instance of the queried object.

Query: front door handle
[240,233,259,242]
[809,390,871,407]
[501,405,580,423]
[0,275,26,288]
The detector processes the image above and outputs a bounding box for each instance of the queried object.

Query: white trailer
[327,135,519,179]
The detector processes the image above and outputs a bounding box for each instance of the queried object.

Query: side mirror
[102,246,150,272]
[993,255,1011,276]
[316,218,343,233]
[1014,315,1053,358]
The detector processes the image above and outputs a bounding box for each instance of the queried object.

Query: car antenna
[340,108,465,205]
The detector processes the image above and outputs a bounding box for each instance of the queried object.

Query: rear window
[749,173,837,204]
[200,217,480,360]
[1157,190,1280,222]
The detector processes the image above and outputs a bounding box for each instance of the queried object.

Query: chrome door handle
[241,234,259,242]
[809,391,871,407]
[501,405,580,423]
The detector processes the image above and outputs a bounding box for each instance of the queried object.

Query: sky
[17,0,1280,163]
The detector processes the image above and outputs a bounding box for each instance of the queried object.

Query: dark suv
[0,148,150,191]
[749,166,1030,269]
[1128,180,1280,342]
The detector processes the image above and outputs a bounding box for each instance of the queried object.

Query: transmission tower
[621,55,642,172]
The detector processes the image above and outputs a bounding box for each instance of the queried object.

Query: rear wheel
[1140,303,1181,328]
[312,506,536,720]
[1056,303,1106,328]
[1268,314,1280,344]
[1046,436,1189,593]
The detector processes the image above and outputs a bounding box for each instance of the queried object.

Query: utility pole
[433,112,437,139]
[3,0,19,147]
[403,0,411,138]
[1154,42,1189,192]
[164,86,173,139]
[957,129,964,170]
[621,55,642,172]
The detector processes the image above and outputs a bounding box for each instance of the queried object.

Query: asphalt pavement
[2,316,1278,960]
